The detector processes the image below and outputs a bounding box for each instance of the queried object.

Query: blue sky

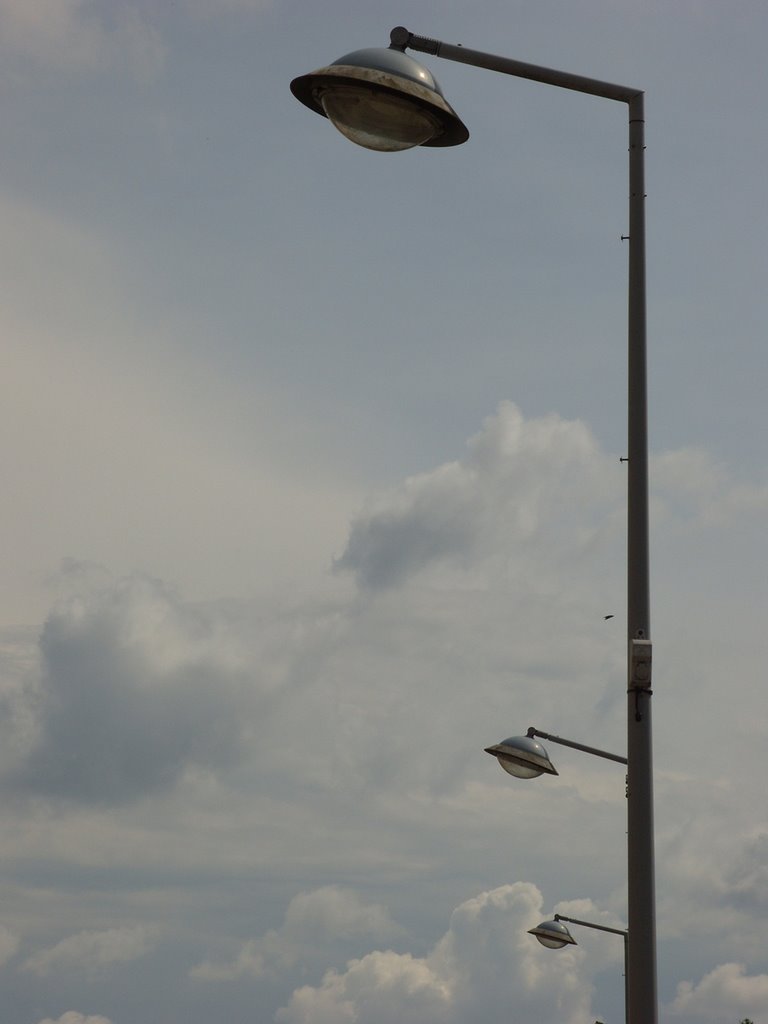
[1,2,768,1022]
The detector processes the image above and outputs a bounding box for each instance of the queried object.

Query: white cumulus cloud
[671,962,768,1020]
[37,1013,113,1024]
[276,883,597,1024]
[334,401,621,591]
[23,925,155,976]
[192,886,403,980]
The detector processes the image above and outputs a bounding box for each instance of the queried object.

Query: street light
[531,913,629,1023]
[529,917,578,949]
[484,734,559,779]
[486,726,628,775]
[290,45,467,150]
[291,26,656,1024]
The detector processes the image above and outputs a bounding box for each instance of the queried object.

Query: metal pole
[626,92,657,1024]
[393,28,657,1024]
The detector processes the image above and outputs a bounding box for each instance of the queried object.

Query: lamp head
[484,736,558,779]
[528,919,577,949]
[290,45,468,151]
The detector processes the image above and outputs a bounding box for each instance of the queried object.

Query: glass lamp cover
[320,86,440,151]
[498,757,545,780]
[531,920,575,949]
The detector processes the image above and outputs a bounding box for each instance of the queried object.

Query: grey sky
[1,1,767,1022]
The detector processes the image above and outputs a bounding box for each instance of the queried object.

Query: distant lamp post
[484,735,558,779]
[291,25,656,1024]
[529,917,577,949]
[485,726,628,776]
[531,913,629,1023]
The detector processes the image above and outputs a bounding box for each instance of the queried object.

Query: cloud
[671,962,768,1020]
[1,403,761,818]
[0,194,357,627]
[4,567,254,805]
[335,402,768,596]
[334,458,476,590]
[23,925,155,977]
[275,884,597,1024]
[1,404,765,1023]
[0,0,164,78]
[0,924,20,965]
[722,832,768,909]
[192,886,403,980]
[178,0,274,13]
[334,402,621,591]
[37,1015,113,1024]
[652,446,768,527]
[653,806,768,968]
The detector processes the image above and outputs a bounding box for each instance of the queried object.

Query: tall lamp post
[291,26,656,1024]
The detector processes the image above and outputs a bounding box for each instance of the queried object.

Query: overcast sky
[1,1,767,1022]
